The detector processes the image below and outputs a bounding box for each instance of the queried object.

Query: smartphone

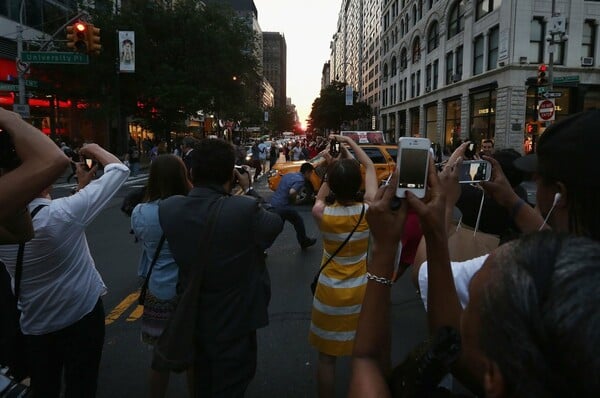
[464,142,476,159]
[329,139,341,157]
[396,137,431,198]
[458,160,492,183]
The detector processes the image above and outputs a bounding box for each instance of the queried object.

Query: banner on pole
[118,31,135,73]
[345,85,353,106]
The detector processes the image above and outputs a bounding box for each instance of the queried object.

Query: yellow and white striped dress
[309,202,369,356]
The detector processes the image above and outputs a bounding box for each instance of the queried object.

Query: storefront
[444,97,461,149]
[469,87,497,146]
[425,102,437,139]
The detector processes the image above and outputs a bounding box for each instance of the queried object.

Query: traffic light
[86,24,101,55]
[66,22,87,53]
[526,123,538,135]
[537,64,548,85]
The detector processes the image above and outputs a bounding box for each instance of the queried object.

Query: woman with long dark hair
[131,154,192,397]
[309,134,378,397]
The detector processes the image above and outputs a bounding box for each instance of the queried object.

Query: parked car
[267,144,398,204]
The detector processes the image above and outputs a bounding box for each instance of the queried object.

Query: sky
[253,0,341,128]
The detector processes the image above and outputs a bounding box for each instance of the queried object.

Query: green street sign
[21,51,89,64]
[0,83,19,91]
[553,75,579,84]
[537,86,548,94]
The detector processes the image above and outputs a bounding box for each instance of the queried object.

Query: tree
[266,106,296,133]
[307,81,372,133]
[28,0,261,151]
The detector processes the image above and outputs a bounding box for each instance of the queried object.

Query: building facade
[379,0,600,152]
[329,0,382,129]
[262,31,287,108]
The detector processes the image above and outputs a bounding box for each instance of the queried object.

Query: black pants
[25,298,105,398]
[271,206,309,244]
[194,332,257,397]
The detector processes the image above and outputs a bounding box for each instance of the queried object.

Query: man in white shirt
[0,143,129,397]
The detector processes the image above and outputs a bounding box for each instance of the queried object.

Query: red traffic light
[538,64,547,72]
[75,22,86,32]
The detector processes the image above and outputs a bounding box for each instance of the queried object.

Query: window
[384,12,390,30]
[426,64,432,89]
[391,56,397,76]
[583,21,596,60]
[530,17,545,63]
[412,5,417,25]
[470,90,497,144]
[400,47,408,69]
[553,39,565,65]
[399,79,404,101]
[488,26,499,70]
[416,70,421,96]
[433,60,439,89]
[418,0,423,20]
[473,35,484,75]
[412,36,421,63]
[448,1,465,38]
[456,45,463,78]
[400,19,405,36]
[426,104,437,138]
[446,51,454,84]
[411,73,415,98]
[383,63,389,81]
[404,77,408,99]
[445,99,462,149]
[476,0,501,21]
[428,21,439,52]
[410,107,420,136]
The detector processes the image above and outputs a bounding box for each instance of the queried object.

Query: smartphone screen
[398,148,429,189]
[85,158,94,170]
[459,160,491,183]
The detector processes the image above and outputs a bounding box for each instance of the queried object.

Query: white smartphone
[458,160,492,183]
[396,137,431,198]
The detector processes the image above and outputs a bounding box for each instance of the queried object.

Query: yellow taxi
[267,145,398,199]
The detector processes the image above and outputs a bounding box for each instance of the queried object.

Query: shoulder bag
[138,234,166,306]
[153,196,225,372]
[310,204,365,296]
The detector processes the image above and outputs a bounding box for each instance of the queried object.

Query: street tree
[307,81,372,133]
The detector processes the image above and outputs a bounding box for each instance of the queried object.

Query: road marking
[105,291,139,325]
[127,305,144,322]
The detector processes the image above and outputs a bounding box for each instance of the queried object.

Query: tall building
[329,0,382,129]
[321,61,331,89]
[262,31,287,108]
[379,0,600,152]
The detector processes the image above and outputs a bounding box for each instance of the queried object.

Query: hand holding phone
[84,158,97,171]
[458,160,492,183]
[396,137,431,198]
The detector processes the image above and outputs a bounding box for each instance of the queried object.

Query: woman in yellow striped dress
[309,134,378,397]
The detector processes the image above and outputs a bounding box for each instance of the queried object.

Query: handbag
[0,204,46,382]
[310,204,365,296]
[152,196,225,372]
[138,234,166,306]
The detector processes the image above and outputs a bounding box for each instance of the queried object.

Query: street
[52,173,427,398]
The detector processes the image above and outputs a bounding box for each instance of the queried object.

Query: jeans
[25,298,105,398]
[270,206,308,244]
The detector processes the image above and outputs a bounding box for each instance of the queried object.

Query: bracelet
[510,198,526,219]
[366,271,393,287]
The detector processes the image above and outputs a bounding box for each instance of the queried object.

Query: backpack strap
[14,204,47,300]
[138,234,166,305]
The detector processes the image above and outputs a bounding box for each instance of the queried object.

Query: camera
[329,138,340,157]
[0,130,21,171]
[0,367,30,397]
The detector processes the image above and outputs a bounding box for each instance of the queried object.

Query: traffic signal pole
[548,0,556,94]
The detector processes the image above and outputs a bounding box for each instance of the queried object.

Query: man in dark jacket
[157,138,283,396]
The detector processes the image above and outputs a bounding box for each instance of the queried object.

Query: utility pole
[548,0,557,93]
[17,0,26,107]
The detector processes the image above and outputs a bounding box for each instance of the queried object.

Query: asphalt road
[51,171,428,398]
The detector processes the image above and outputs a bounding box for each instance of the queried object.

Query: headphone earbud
[553,192,562,206]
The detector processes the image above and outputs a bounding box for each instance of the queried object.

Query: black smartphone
[329,139,341,157]
[464,143,476,159]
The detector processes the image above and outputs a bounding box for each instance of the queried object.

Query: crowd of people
[1,106,599,398]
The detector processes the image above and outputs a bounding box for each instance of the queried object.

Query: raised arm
[330,134,378,203]
[349,171,407,397]
[0,108,69,221]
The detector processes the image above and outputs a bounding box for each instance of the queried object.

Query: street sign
[13,104,30,118]
[21,51,89,64]
[538,99,556,122]
[537,86,548,94]
[553,75,579,84]
[0,83,19,91]
[543,91,563,99]
[16,59,29,73]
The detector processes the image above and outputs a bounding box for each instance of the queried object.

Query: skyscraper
[262,32,287,108]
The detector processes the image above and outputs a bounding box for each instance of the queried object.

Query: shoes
[300,238,317,249]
